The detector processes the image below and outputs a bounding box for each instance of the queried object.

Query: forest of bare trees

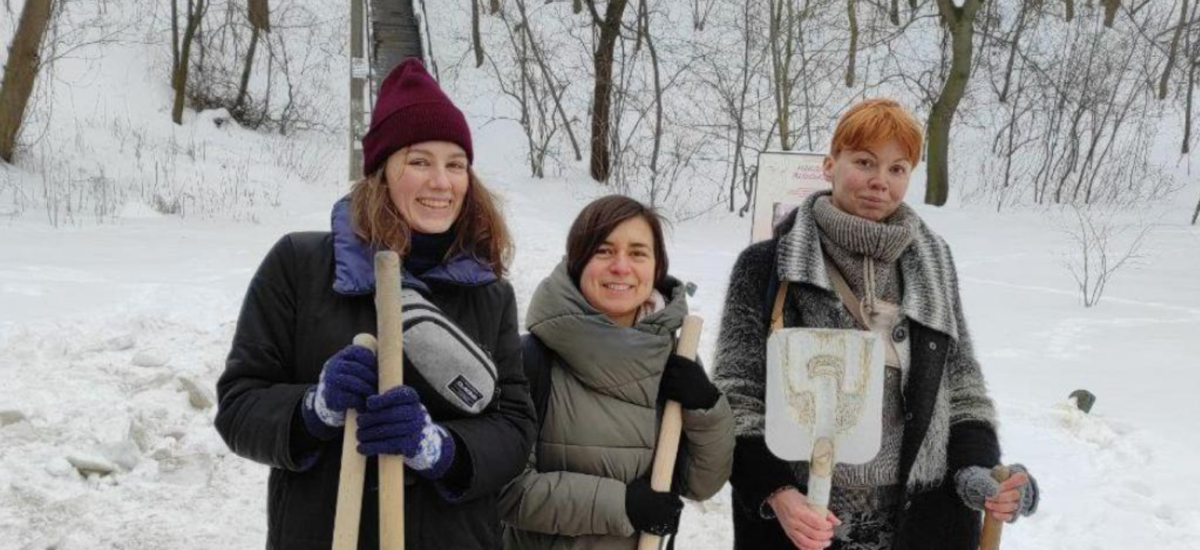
[0,0,342,159]
[5,0,1200,223]
[451,0,1200,221]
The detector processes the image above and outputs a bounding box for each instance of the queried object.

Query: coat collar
[775,191,960,340]
[525,260,688,405]
[330,196,497,295]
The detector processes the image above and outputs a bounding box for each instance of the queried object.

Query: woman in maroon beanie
[216,58,536,550]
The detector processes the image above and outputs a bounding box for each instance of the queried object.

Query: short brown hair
[830,98,923,166]
[566,195,669,288]
[349,164,513,276]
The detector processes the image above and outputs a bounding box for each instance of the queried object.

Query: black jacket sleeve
[215,235,314,471]
[440,281,538,502]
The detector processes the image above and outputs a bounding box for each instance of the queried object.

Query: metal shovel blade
[765,328,885,464]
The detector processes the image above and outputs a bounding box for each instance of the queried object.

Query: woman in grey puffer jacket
[500,196,735,550]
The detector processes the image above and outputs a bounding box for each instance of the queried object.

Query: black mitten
[659,355,720,410]
[625,477,683,536]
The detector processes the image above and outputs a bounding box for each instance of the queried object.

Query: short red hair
[829,98,923,166]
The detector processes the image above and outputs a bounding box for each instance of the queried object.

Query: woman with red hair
[713,99,1039,550]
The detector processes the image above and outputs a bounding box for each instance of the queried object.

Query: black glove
[659,354,721,410]
[625,477,683,536]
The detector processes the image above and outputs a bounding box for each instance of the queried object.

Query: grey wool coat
[499,261,735,550]
[712,192,1001,550]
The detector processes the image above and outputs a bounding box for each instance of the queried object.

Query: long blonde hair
[349,162,513,277]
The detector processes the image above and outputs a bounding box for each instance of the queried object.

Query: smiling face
[384,141,470,234]
[579,216,657,327]
[823,139,913,222]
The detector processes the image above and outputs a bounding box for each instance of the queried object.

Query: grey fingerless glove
[954,464,1040,523]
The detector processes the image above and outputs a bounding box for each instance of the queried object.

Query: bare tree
[925,0,983,206]
[998,0,1036,103]
[513,0,583,161]
[172,0,209,125]
[846,0,859,87]
[234,0,269,116]
[693,0,716,30]
[0,0,54,163]
[1062,204,1151,307]
[1158,0,1188,99]
[1103,0,1121,28]
[585,0,631,182]
[472,0,485,68]
[1193,191,1200,224]
[768,0,796,150]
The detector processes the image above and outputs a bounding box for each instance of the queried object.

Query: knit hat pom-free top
[361,58,474,175]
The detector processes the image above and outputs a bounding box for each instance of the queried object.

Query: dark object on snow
[1069,389,1096,414]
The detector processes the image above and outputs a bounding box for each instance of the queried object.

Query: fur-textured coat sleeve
[711,240,801,515]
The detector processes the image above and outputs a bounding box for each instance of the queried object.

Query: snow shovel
[637,315,703,550]
[764,328,885,515]
[332,251,406,550]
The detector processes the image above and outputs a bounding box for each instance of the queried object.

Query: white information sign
[751,150,829,242]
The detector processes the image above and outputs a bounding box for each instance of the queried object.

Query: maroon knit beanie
[362,58,473,175]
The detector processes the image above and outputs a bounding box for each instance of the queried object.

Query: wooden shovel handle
[978,465,1012,550]
[637,315,704,550]
[375,252,405,550]
[331,334,377,550]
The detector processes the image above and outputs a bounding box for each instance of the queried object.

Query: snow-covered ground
[3,1,1200,549]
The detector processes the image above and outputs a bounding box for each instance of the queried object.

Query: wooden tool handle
[374,252,405,550]
[978,465,1012,550]
[637,315,704,550]
[805,437,835,516]
[331,334,377,550]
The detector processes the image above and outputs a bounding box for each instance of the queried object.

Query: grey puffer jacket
[499,261,735,550]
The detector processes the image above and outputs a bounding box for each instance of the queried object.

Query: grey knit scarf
[813,196,916,308]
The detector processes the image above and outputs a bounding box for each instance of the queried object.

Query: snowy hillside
[3,1,1200,549]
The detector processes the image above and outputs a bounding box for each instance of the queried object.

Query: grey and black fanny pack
[402,289,498,417]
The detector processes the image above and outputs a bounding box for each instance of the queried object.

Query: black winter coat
[714,197,1001,550]
[216,231,536,550]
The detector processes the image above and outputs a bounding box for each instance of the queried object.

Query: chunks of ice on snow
[66,452,117,476]
[105,334,136,351]
[177,376,215,410]
[45,456,76,478]
[100,441,141,472]
[0,409,26,426]
[131,351,169,368]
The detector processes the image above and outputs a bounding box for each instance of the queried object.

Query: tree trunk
[172,0,207,125]
[1185,61,1195,154]
[926,0,982,206]
[846,0,858,87]
[1192,190,1200,224]
[768,0,794,150]
[472,0,484,68]
[1159,0,1188,100]
[998,0,1030,103]
[0,0,53,163]
[1064,0,1074,22]
[249,0,269,31]
[234,25,261,115]
[588,0,630,182]
[1103,0,1120,28]
[639,0,663,175]
[890,0,900,25]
